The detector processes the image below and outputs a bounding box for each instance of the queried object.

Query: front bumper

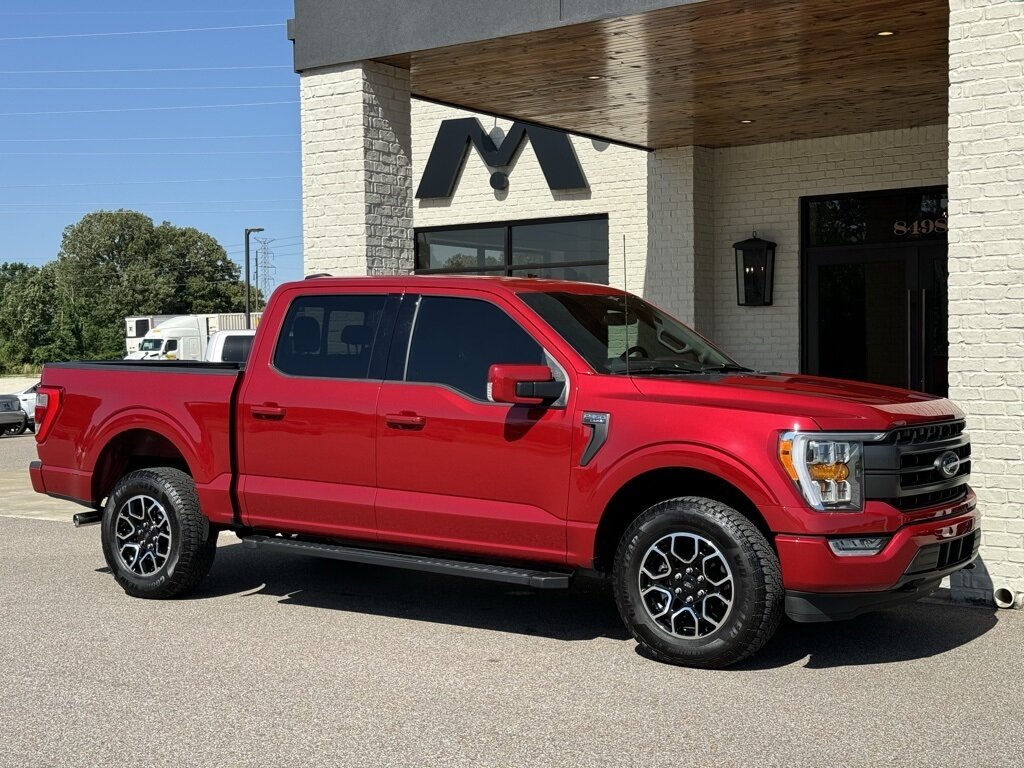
[776,493,980,621]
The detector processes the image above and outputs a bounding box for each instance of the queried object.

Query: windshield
[520,291,744,375]
[139,338,163,352]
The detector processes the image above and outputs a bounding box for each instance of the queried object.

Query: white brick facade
[301,61,413,275]
[412,100,649,293]
[948,0,1024,602]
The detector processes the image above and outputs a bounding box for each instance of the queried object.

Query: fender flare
[86,408,205,486]
[584,441,782,524]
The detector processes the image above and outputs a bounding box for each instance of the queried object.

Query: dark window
[274,294,386,379]
[416,227,505,272]
[404,296,544,399]
[136,319,150,336]
[164,339,178,353]
[415,215,608,284]
[221,334,254,363]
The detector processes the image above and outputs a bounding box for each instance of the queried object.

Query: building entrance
[802,187,948,396]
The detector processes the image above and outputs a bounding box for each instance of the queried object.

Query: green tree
[0,210,258,369]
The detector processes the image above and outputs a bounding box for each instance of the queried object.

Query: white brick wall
[645,147,697,322]
[948,0,1024,602]
[301,61,412,275]
[412,100,648,291]
[710,127,948,372]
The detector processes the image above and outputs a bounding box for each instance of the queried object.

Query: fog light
[828,537,889,557]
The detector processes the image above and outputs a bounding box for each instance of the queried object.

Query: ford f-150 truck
[30,277,979,668]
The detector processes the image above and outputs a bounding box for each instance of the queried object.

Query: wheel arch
[590,450,780,573]
[90,425,194,507]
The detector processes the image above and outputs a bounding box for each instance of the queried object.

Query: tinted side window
[275,294,386,379]
[222,335,254,363]
[405,296,544,399]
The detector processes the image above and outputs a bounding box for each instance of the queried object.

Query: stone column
[300,61,413,276]
[948,0,1024,603]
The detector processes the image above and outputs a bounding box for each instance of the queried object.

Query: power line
[0,175,300,189]
[0,85,295,91]
[0,198,300,206]
[4,9,291,15]
[0,65,291,74]
[0,101,297,116]
[4,150,299,156]
[0,134,297,142]
[0,24,284,42]
[0,209,302,214]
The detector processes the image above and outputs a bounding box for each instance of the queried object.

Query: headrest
[292,315,321,354]
[341,325,372,347]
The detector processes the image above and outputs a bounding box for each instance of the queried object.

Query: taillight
[35,386,62,442]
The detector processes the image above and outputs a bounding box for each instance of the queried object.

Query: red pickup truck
[30,277,978,667]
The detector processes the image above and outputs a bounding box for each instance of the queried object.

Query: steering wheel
[620,345,650,360]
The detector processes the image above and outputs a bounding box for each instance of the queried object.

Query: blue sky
[0,1,303,287]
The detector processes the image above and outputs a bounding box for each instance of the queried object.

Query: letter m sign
[415,118,588,199]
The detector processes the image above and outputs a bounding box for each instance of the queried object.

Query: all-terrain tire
[613,496,783,669]
[100,467,218,599]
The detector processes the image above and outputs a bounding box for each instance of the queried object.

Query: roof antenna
[622,233,630,377]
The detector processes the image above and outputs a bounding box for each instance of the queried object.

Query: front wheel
[101,467,218,599]
[613,497,783,668]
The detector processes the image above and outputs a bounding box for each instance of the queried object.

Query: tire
[100,467,218,599]
[3,420,27,436]
[613,497,783,669]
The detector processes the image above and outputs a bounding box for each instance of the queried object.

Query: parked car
[204,330,256,363]
[1,394,28,436]
[16,383,38,431]
[29,277,978,668]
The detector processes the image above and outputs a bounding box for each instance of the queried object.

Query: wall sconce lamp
[733,231,776,306]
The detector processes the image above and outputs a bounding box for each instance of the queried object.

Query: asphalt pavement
[0,512,1022,767]
[2,424,1022,766]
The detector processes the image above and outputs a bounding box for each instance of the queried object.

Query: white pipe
[993,586,1023,609]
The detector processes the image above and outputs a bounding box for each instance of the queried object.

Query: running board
[239,535,573,589]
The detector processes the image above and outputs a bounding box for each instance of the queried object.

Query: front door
[374,291,576,563]
[803,187,948,396]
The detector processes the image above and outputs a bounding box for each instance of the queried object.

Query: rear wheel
[3,420,27,436]
[613,496,783,668]
[101,467,218,599]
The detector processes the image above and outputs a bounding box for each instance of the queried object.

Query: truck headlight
[779,432,864,511]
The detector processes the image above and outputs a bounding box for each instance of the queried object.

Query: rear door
[374,290,576,563]
[238,288,398,539]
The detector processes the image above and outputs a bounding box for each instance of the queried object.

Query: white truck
[124,316,174,355]
[125,313,262,361]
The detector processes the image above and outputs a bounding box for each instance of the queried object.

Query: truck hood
[630,372,962,432]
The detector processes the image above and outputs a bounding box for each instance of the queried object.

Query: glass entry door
[802,187,949,397]
[805,245,947,396]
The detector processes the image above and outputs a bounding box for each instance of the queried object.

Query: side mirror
[488,364,564,406]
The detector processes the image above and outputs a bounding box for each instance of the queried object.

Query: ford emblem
[935,451,961,478]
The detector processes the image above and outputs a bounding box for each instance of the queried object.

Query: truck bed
[33,360,244,524]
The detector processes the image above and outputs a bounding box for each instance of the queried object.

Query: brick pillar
[644,146,714,332]
[948,0,1024,604]
[300,61,413,276]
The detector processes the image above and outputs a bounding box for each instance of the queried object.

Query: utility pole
[244,227,263,329]
[254,236,276,312]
